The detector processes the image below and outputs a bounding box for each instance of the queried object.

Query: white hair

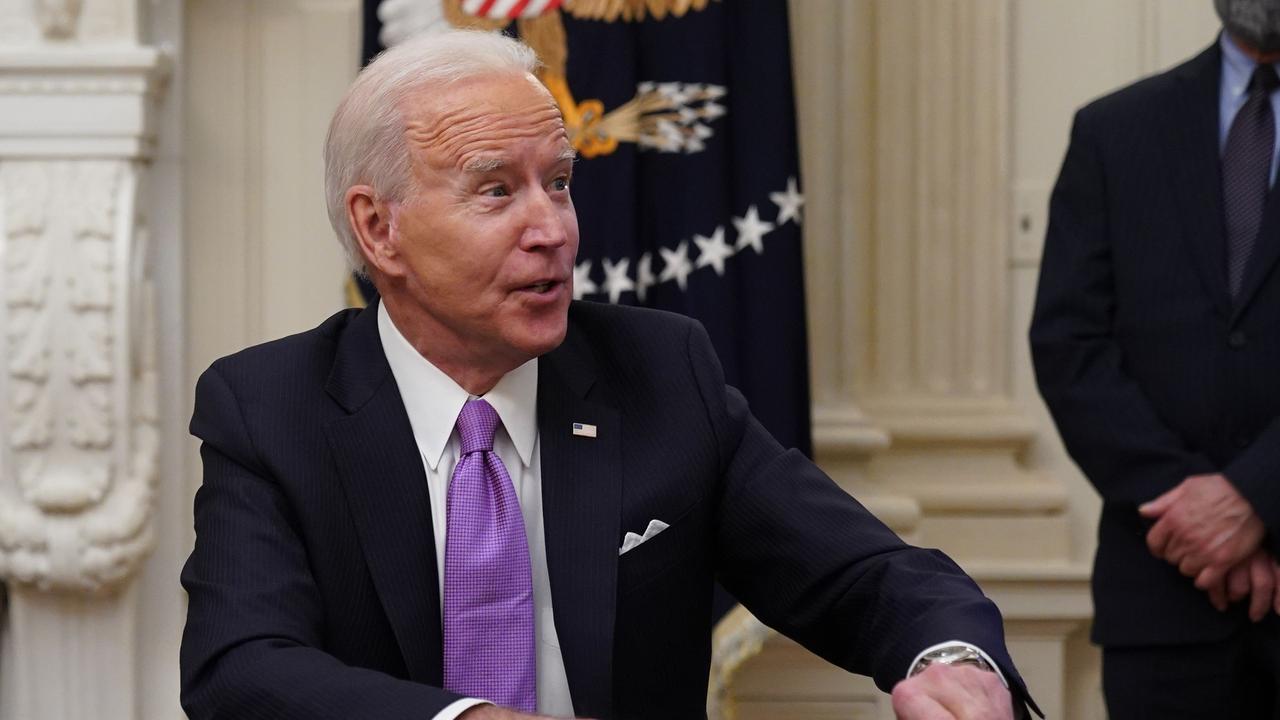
[324,29,540,275]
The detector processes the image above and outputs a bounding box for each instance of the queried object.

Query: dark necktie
[443,399,536,711]
[1223,63,1279,298]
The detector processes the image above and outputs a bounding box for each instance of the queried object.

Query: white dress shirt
[378,303,575,719]
[380,303,1008,714]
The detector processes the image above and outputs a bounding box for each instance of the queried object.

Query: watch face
[910,645,994,677]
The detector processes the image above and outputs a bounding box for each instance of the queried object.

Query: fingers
[891,684,952,720]
[1273,559,1280,616]
[892,665,1013,720]
[1193,561,1227,590]
[1139,487,1179,519]
[1227,561,1251,602]
[1249,553,1274,623]
[1180,552,1208,579]
[1207,577,1229,612]
[1146,516,1173,558]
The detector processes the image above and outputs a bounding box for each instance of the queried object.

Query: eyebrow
[461,147,578,173]
[463,157,505,172]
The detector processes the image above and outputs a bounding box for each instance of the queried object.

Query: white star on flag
[770,176,805,226]
[601,257,635,304]
[732,205,775,255]
[693,226,734,276]
[635,252,656,303]
[573,260,598,300]
[658,240,694,291]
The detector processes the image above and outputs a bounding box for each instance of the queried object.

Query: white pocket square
[618,519,670,556]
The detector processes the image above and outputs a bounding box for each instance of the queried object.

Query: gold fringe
[442,0,509,32]
[519,12,568,77]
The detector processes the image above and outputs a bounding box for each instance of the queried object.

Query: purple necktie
[1223,63,1280,298]
[443,399,536,711]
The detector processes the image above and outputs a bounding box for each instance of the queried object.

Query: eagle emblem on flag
[376,0,726,157]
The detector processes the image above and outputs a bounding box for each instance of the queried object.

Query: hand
[1139,473,1264,590]
[1205,548,1280,622]
[890,664,1013,720]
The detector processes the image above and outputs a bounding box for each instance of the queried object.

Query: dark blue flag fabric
[359,0,811,456]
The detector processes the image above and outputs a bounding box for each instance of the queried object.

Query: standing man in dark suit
[1032,1,1280,715]
[181,28,1036,720]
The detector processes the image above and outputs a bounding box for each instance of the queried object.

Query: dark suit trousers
[1102,617,1280,719]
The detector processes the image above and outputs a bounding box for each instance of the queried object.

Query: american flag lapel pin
[572,422,597,438]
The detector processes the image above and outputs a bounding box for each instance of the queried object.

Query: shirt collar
[1221,32,1280,100]
[377,301,538,471]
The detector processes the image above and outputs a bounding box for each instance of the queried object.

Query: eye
[483,185,509,198]
[551,176,570,192]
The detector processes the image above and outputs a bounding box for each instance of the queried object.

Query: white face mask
[1218,0,1280,53]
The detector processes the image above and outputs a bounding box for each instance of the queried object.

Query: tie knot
[1251,64,1280,95]
[457,399,499,454]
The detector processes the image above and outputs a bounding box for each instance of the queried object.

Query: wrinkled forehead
[400,72,569,168]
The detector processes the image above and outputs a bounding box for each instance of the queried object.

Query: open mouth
[521,280,562,294]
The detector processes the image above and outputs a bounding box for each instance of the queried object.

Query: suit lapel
[323,301,444,686]
[1171,42,1233,320]
[1232,182,1280,321]
[538,321,621,718]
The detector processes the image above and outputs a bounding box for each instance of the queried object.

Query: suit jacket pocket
[617,504,705,594]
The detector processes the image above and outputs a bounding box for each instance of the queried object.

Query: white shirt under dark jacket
[379,302,1007,718]
[378,303,574,719]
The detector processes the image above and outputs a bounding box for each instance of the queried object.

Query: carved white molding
[35,0,85,40]
[865,0,1013,404]
[0,47,167,157]
[0,0,141,45]
[0,44,166,593]
[0,159,159,592]
[707,605,775,720]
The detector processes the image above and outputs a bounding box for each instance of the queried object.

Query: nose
[519,186,569,250]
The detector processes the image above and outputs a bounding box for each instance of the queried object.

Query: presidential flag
[360,0,811,462]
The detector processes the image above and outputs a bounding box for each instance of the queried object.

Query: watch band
[907,643,997,678]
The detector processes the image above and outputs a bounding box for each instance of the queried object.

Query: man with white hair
[181,29,1035,720]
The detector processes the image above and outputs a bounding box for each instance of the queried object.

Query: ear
[345,184,407,279]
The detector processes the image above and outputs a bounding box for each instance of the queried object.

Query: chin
[512,320,568,359]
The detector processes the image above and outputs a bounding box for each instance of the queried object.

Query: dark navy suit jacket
[181,299,1030,719]
[1032,41,1280,646]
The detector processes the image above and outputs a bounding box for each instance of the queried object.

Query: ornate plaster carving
[0,159,159,592]
[34,0,84,40]
[706,605,775,720]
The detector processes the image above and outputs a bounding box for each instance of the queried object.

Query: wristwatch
[907,643,996,678]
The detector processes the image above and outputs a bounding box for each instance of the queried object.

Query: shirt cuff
[431,698,489,720]
[906,640,1009,689]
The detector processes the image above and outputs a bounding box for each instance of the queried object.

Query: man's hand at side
[890,664,1013,720]
[1139,473,1265,589]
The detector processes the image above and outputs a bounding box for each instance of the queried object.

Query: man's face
[385,72,579,373]
[1217,0,1280,53]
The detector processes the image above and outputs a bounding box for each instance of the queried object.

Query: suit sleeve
[1029,109,1217,506]
[180,363,464,720]
[1226,416,1280,546]
[684,322,1037,716]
